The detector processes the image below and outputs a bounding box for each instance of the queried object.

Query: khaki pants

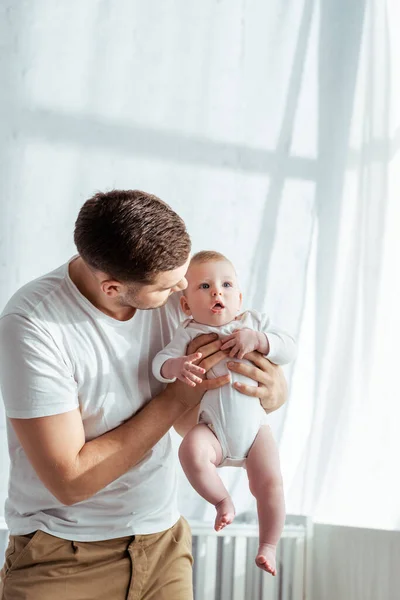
[0,517,193,600]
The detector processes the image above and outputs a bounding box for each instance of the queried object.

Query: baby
[152,251,296,575]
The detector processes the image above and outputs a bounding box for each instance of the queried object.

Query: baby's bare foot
[214,497,235,532]
[255,543,277,576]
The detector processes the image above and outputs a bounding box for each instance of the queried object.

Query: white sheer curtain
[179,0,400,532]
[0,0,398,534]
[284,0,400,530]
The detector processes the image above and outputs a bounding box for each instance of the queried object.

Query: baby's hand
[161,353,206,387]
[220,328,261,359]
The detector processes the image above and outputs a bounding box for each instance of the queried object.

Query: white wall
[313,524,400,600]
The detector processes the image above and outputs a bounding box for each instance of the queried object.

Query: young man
[0,190,287,600]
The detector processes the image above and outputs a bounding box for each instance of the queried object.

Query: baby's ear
[180,295,192,316]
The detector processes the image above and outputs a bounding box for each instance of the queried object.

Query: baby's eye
[223,282,232,288]
[200,283,209,289]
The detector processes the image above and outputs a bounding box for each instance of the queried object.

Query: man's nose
[179,278,188,291]
[172,278,187,293]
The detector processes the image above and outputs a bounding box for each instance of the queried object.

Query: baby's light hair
[190,250,231,265]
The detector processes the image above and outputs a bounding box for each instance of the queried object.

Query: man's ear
[180,295,192,316]
[101,279,123,298]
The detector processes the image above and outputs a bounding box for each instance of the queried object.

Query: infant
[153,251,296,575]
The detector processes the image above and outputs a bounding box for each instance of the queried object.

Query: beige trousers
[0,516,193,600]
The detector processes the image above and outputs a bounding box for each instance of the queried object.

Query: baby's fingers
[221,339,236,351]
[229,345,241,358]
[186,351,202,364]
[237,347,250,359]
[186,363,206,376]
[178,373,197,387]
[183,370,203,385]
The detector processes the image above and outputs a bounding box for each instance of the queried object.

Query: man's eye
[200,283,209,289]
[223,282,232,287]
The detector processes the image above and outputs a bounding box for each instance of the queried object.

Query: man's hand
[227,351,287,413]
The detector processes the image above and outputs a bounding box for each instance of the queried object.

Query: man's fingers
[202,374,230,391]
[241,351,275,373]
[186,333,219,355]
[224,351,287,414]
[220,339,235,351]
[199,349,227,372]
[195,339,223,360]
[227,357,271,385]
[232,381,259,396]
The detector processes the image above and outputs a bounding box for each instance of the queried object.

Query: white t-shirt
[0,258,183,541]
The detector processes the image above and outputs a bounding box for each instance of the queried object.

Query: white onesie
[153,310,296,467]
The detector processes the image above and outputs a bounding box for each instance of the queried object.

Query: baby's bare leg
[179,423,235,531]
[246,425,285,576]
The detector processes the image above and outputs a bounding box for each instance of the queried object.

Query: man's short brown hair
[74,189,191,283]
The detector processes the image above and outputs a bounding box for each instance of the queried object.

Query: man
[0,190,287,600]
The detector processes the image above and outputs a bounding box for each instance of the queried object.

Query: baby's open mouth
[211,301,225,312]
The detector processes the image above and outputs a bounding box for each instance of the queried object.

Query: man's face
[120,257,190,310]
[182,260,242,326]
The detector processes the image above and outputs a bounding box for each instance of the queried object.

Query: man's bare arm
[10,375,226,506]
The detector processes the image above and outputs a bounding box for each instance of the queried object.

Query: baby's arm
[259,314,296,365]
[152,327,205,387]
[221,312,296,365]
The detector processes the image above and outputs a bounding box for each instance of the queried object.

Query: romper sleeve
[152,326,192,383]
[249,310,297,365]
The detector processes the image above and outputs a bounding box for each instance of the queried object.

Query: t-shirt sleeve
[0,314,79,419]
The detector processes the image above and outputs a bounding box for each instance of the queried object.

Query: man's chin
[136,298,170,311]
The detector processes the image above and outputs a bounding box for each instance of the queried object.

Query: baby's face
[181,260,242,326]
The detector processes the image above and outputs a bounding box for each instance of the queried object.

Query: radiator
[189,516,313,600]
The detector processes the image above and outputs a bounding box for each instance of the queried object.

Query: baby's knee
[179,434,205,467]
[249,472,283,498]
[179,425,220,468]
